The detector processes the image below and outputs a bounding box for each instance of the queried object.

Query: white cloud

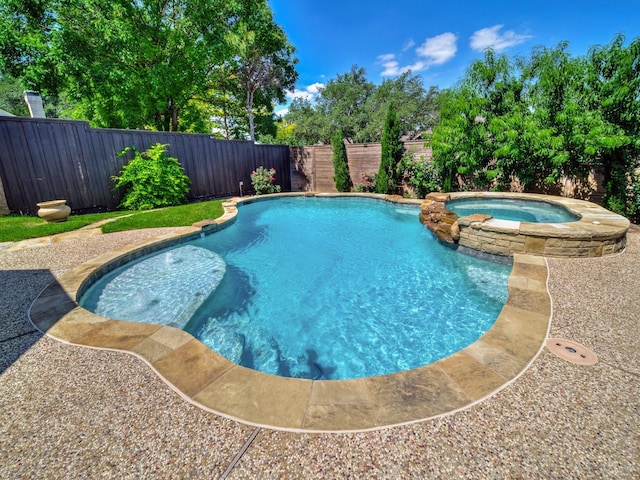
[380,57,426,76]
[470,25,532,52]
[274,107,289,117]
[379,32,457,77]
[285,82,325,101]
[378,54,402,76]
[402,39,416,51]
[416,32,458,65]
[306,82,324,94]
[286,89,313,101]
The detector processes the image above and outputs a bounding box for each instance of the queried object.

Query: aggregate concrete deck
[0,219,638,477]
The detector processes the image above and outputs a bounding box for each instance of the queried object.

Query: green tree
[525,44,601,183]
[485,53,561,190]
[0,0,62,96]
[205,64,251,139]
[222,0,298,141]
[584,34,640,217]
[489,98,560,191]
[281,97,330,145]
[62,0,239,131]
[362,72,439,141]
[376,103,403,194]
[429,84,495,191]
[283,67,439,145]
[0,0,241,131]
[316,65,375,143]
[331,128,350,191]
[429,38,639,209]
[0,73,29,116]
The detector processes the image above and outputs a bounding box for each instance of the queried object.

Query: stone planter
[37,200,71,223]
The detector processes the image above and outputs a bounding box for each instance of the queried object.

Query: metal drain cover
[546,338,598,365]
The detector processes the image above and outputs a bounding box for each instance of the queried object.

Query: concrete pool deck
[0,208,638,477]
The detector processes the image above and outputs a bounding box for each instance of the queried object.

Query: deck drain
[546,338,597,365]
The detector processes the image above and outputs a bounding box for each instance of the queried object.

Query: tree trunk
[167,98,179,132]
[223,110,230,140]
[246,89,255,141]
[154,110,163,131]
[171,105,179,132]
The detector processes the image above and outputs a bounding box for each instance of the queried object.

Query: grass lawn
[101,200,224,233]
[0,199,225,242]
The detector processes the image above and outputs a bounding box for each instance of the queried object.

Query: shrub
[251,166,281,195]
[331,128,351,191]
[353,173,377,192]
[397,151,441,198]
[376,102,403,194]
[607,170,640,223]
[631,172,640,224]
[113,143,191,210]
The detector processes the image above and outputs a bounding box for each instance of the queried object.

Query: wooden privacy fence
[0,117,290,214]
[290,139,431,192]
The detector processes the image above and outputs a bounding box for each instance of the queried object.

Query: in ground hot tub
[420,192,630,258]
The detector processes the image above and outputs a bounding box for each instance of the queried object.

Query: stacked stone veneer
[420,192,630,258]
[419,193,461,245]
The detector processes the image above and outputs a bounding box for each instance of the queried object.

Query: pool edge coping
[28,192,553,433]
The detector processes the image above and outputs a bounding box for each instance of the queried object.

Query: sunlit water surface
[81,197,511,380]
[447,198,579,223]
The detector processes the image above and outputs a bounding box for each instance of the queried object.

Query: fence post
[0,176,9,215]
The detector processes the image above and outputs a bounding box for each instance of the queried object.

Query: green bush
[113,143,191,210]
[631,173,640,224]
[607,170,640,224]
[331,128,351,191]
[397,151,441,198]
[251,166,282,195]
[353,173,377,192]
[377,102,403,194]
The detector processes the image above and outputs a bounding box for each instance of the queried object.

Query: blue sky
[269,0,639,115]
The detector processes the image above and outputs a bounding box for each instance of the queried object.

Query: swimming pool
[32,192,556,431]
[80,196,511,380]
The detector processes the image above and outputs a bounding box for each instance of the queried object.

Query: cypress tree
[331,128,351,191]
[377,102,403,194]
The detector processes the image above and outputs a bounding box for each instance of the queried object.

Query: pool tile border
[29,193,553,432]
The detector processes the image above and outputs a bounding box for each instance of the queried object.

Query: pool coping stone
[28,192,553,433]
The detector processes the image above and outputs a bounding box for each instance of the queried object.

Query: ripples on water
[81,197,511,379]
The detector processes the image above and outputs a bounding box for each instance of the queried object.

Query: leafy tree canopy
[279,65,439,145]
[0,0,297,134]
[0,73,29,116]
[222,0,298,141]
[429,33,640,219]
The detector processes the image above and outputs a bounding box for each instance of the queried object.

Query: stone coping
[443,192,630,258]
[28,193,551,432]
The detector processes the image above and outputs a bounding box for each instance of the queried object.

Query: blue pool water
[446,197,579,223]
[81,197,511,380]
